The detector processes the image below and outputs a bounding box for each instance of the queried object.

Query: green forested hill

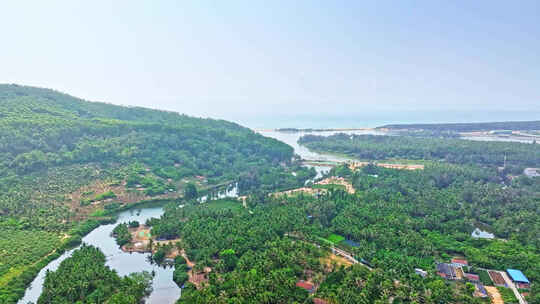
[0,84,294,223]
[0,84,308,303]
[0,84,292,176]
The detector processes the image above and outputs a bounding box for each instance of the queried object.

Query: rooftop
[507,269,530,283]
[471,228,495,239]
[436,263,455,277]
[465,273,480,281]
[296,280,315,292]
[451,258,468,265]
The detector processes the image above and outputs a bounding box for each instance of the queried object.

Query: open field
[326,234,345,244]
[321,253,354,270]
[67,177,182,221]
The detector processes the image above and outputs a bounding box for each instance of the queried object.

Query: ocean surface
[228,110,540,129]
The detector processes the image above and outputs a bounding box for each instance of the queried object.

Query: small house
[415,268,428,277]
[436,263,457,280]
[451,258,468,267]
[506,269,530,289]
[471,228,495,239]
[465,273,480,282]
[296,280,315,293]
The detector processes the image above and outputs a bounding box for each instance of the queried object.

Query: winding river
[19,129,377,304]
[19,206,181,304]
[260,129,384,178]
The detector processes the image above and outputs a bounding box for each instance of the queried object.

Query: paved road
[331,247,372,271]
[500,271,527,304]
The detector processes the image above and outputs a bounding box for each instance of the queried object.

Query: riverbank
[15,198,175,304]
[5,216,115,303]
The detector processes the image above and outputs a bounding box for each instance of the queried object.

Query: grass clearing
[326,233,345,244]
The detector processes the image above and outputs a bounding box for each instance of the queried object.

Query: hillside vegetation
[0,84,310,303]
[0,84,293,225]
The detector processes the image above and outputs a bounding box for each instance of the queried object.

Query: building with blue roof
[506,269,530,289]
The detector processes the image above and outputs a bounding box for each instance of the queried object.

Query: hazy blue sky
[1,1,539,126]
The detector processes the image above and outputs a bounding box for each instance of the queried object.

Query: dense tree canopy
[149,160,539,303]
[38,244,152,304]
[299,133,539,168]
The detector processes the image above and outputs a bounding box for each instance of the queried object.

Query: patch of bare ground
[321,253,354,271]
[273,187,327,197]
[485,286,504,304]
[119,225,183,258]
[66,179,182,221]
[122,226,152,253]
[316,177,355,194]
[349,161,424,170]
[177,249,211,288]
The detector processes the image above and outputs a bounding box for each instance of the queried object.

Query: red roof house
[451,258,468,266]
[465,273,480,281]
[296,280,315,293]
[313,298,328,304]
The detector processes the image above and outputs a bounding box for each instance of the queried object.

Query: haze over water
[237,110,540,130]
